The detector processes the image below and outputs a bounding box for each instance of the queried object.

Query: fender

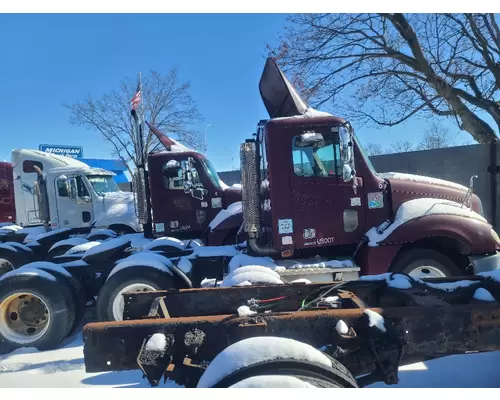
[206,211,243,246]
[378,214,497,254]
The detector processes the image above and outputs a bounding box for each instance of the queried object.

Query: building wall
[218,143,499,228]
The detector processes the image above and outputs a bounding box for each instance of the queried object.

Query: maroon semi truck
[132,58,499,280]
[0,162,15,224]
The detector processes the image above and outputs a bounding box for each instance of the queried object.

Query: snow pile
[336,320,349,335]
[221,270,284,287]
[229,265,281,279]
[478,270,500,282]
[287,259,354,270]
[49,237,88,252]
[231,184,242,190]
[200,278,218,288]
[364,309,386,332]
[424,280,477,291]
[229,375,317,388]
[0,224,22,232]
[366,198,487,246]
[236,280,252,286]
[188,245,240,259]
[323,296,339,304]
[378,172,468,192]
[473,288,496,302]
[65,241,101,255]
[197,336,333,388]
[144,333,167,352]
[237,305,257,317]
[88,228,117,238]
[360,273,413,289]
[228,254,280,273]
[209,201,242,231]
[83,236,130,259]
[290,278,312,284]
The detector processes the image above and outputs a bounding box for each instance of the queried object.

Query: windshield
[86,175,120,195]
[353,134,377,174]
[201,159,226,189]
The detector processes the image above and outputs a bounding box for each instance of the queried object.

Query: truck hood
[93,191,141,232]
[380,172,483,217]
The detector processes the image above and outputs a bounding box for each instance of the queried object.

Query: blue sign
[39,145,83,159]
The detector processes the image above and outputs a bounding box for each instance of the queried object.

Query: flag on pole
[131,82,141,111]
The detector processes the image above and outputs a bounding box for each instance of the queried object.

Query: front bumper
[469,252,500,274]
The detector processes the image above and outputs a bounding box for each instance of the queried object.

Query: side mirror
[66,177,78,200]
[300,131,324,143]
[192,187,208,201]
[338,124,356,183]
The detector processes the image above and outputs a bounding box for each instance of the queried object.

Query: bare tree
[417,121,452,150]
[268,13,500,144]
[390,140,415,153]
[364,142,386,156]
[65,69,203,174]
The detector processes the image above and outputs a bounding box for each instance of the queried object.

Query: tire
[0,269,71,354]
[197,336,358,388]
[390,248,461,279]
[96,266,177,322]
[28,262,85,336]
[0,245,32,277]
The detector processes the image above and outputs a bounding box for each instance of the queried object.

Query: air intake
[240,141,260,237]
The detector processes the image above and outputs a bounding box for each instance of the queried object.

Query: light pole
[204,124,216,156]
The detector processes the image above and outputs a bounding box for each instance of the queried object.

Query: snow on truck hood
[378,172,468,192]
[92,191,140,231]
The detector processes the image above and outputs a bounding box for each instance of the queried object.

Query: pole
[204,124,215,156]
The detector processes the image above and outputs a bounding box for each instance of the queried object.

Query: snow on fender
[107,251,174,280]
[226,265,281,280]
[197,336,333,388]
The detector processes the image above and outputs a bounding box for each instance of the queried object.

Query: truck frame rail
[82,273,500,388]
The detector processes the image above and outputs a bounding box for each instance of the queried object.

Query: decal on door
[281,235,293,245]
[196,210,206,224]
[303,228,316,239]
[170,221,179,229]
[350,197,361,207]
[368,192,384,209]
[211,198,222,208]
[155,223,165,233]
[278,218,294,234]
[201,201,208,208]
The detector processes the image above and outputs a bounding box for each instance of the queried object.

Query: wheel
[0,269,72,353]
[27,262,85,336]
[0,244,32,278]
[197,336,358,388]
[390,248,461,279]
[96,266,177,322]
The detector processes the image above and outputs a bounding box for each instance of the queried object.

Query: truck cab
[146,125,242,242]
[11,149,139,232]
[240,57,499,279]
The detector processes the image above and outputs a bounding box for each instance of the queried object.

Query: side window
[57,180,68,197]
[292,132,341,177]
[23,160,43,173]
[162,160,184,190]
[75,176,89,197]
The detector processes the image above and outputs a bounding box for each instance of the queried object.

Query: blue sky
[0,13,476,172]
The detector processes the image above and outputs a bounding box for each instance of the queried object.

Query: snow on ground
[0,332,499,388]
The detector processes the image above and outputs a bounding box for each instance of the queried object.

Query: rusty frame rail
[83,274,500,388]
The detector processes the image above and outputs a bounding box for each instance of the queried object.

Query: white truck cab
[11,149,140,232]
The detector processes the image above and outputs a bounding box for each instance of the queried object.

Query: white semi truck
[3,149,140,236]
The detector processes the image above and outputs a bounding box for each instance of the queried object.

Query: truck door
[55,175,93,228]
[153,158,208,236]
[289,128,365,249]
